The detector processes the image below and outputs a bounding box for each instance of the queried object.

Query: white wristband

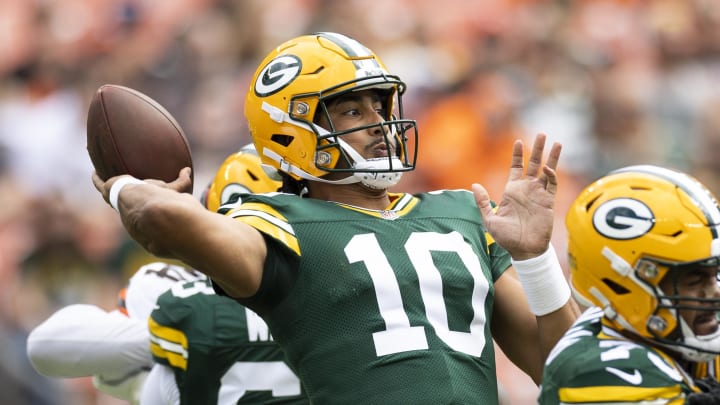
[109,177,146,212]
[510,243,571,316]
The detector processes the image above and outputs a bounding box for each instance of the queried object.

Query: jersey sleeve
[222,196,301,313]
[148,282,202,371]
[27,304,151,381]
[224,198,301,256]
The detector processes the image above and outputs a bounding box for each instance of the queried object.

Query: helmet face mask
[567,165,720,361]
[649,259,720,360]
[245,32,418,189]
[312,86,416,174]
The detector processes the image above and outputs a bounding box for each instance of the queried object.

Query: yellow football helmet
[567,165,720,361]
[245,32,418,190]
[202,144,281,212]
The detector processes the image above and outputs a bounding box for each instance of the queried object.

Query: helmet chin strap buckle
[353,171,403,190]
[352,157,405,189]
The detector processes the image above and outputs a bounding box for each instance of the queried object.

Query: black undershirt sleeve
[211,232,299,316]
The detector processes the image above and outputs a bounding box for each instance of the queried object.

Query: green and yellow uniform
[149,279,308,404]
[221,190,511,404]
[539,307,699,404]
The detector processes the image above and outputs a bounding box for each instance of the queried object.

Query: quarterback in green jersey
[539,165,720,404]
[93,32,579,403]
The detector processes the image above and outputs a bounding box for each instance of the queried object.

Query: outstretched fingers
[544,141,562,172]
[508,140,526,181]
[525,134,547,179]
[538,140,562,189]
[544,166,559,195]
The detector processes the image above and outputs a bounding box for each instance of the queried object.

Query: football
[86,84,194,193]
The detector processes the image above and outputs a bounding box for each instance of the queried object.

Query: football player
[539,165,720,404]
[94,32,579,403]
[29,145,308,404]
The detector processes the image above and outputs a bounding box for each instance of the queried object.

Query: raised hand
[472,133,561,260]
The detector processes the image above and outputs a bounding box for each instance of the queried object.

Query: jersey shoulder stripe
[226,201,300,255]
[149,316,189,370]
[558,385,682,403]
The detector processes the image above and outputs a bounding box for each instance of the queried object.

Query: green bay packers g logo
[254,55,302,97]
[593,198,655,240]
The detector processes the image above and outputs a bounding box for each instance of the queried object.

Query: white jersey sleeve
[26,304,151,381]
[140,364,180,405]
[93,369,149,405]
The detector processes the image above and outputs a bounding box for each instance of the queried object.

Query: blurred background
[2,0,720,403]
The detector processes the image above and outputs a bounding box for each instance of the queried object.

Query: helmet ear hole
[271,134,294,147]
[602,278,631,295]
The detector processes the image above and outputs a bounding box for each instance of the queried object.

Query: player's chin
[693,313,720,336]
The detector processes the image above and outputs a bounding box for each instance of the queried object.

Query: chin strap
[674,318,720,362]
[335,136,404,189]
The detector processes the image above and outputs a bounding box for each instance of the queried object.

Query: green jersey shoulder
[149,279,308,404]
[539,307,695,405]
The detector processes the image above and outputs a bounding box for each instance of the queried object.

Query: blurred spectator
[4,0,720,403]
[415,70,522,198]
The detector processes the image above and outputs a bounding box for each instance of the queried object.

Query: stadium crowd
[2,0,720,403]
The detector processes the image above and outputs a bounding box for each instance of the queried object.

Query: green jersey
[539,307,697,404]
[149,279,308,404]
[223,190,511,404]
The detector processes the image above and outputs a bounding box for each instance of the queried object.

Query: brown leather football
[86,84,193,193]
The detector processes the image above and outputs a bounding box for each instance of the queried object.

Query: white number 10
[344,231,489,357]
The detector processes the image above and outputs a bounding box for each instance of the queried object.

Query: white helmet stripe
[316,32,373,57]
[315,32,385,78]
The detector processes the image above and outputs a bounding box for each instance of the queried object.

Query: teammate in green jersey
[539,165,720,404]
[93,32,579,403]
[146,277,308,404]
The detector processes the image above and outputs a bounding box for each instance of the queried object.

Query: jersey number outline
[218,362,302,404]
[345,231,489,357]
